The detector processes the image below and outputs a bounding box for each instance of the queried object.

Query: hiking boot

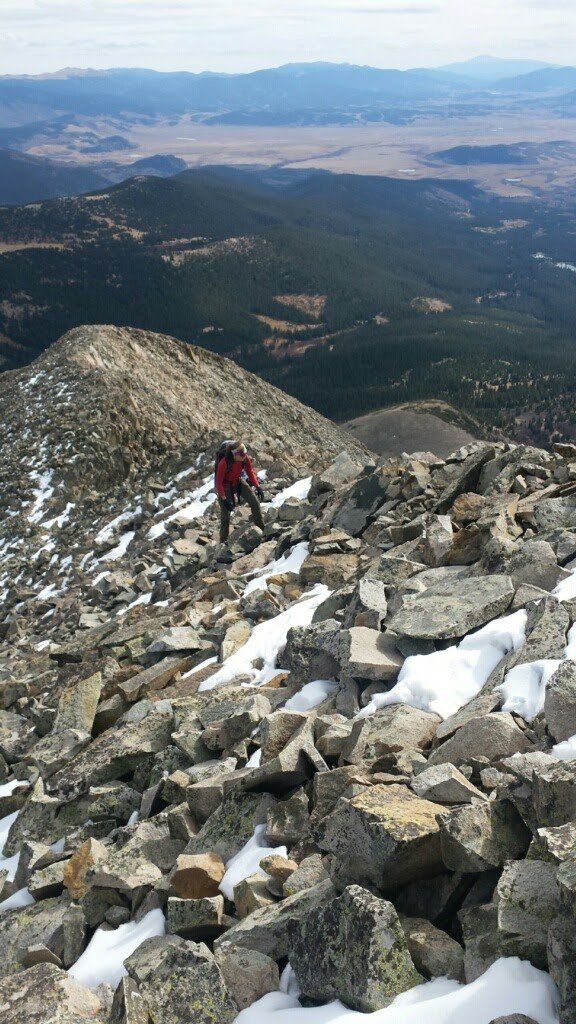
[214,544,234,564]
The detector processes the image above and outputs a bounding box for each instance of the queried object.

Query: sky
[0,0,575,76]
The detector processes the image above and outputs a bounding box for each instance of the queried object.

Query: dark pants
[219,479,265,543]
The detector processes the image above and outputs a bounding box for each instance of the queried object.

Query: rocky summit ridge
[0,325,576,1022]
[1,323,368,495]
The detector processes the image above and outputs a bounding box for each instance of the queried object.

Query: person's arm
[243,455,259,488]
[215,458,228,498]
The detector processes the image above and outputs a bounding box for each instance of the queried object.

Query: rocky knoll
[0,323,368,498]
[1,332,576,1022]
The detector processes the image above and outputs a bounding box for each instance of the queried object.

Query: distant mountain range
[0,57,574,204]
[437,56,557,81]
[1,59,574,132]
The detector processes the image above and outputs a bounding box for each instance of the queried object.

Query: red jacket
[215,454,259,499]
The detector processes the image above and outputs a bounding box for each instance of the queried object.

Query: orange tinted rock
[63,837,108,900]
[168,852,226,899]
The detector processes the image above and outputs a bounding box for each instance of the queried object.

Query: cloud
[347,4,441,11]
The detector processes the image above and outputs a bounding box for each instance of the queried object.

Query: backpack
[214,439,235,480]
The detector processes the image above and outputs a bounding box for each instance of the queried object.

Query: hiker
[215,440,265,543]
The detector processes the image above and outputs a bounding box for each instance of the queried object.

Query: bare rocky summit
[0,327,575,1023]
[0,322,369,495]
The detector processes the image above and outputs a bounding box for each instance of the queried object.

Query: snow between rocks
[232,957,558,1024]
[359,610,527,721]
[219,824,287,901]
[68,908,166,989]
[199,584,331,691]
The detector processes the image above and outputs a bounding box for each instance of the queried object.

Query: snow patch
[95,506,141,545]
[284,680,338,712]
[270,477,312,509]
[99,530,135,563]
[219,824,287,901]
[244,542,310,597]
[0,810,20,883]
[0,888,34,914]
[232,957,558,1024]
[199,584,331,691]
[27,469,54,524]
[552,734,576,760]
[116,592,152,617]
[148,477,215,539]
[359,610,527,721]
[0,780,23,798]
[43,502,75,530]
[498,660,561,723]
[246,748,262,768]
[68,908,166,988]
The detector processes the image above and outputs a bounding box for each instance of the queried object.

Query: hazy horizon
[2,55,568,79]
[1,0,574,77]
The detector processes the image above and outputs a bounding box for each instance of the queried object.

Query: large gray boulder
[344,577,388,630]
[124,935,237,1024]
[228,717,329,795]
[498,752,557,832]
[3,779,62,855]
[516,597,569,663]
[428,713,533,768]
[496,859,560,945]
[400,915,464,981]
[388,575,514,640]
[439,800,531,873]
[0,710,37,763]
[0,963,108,1023]
[544,660,576,742]
[288,885,422,1012]
[214,879,336,959]
[283,619,341,683]
[556,853,576,914]
[411,763,485,804]
[548,914,576,1024]
[365,704,440,757]
[310,451,364,496]
[199,693,271,751]
[0,896,70,979]
[185,791,274,863]
[459,903,548,982]
[434,445,496,513]
[506,540,571,592]
[31,671,103,779]
[339,626,404,681]
[89,817,183,895]
[214,946,280,1011]
[331,469,391,536]
[46,704,174,796]
[316,783,446,891]
[535,495,576,533]
[532,761,576,828]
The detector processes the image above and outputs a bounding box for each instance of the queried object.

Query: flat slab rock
[339,627,404,681]
[388,574,514,640]
[0,963,108,1024]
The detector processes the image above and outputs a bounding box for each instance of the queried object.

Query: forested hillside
[1,166,575,443]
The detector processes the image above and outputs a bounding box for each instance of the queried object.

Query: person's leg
[239,480,264,530]
[219,499,231,543]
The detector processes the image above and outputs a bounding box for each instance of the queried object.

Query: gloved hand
[255,486,265,501]
[222,497,235,512]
